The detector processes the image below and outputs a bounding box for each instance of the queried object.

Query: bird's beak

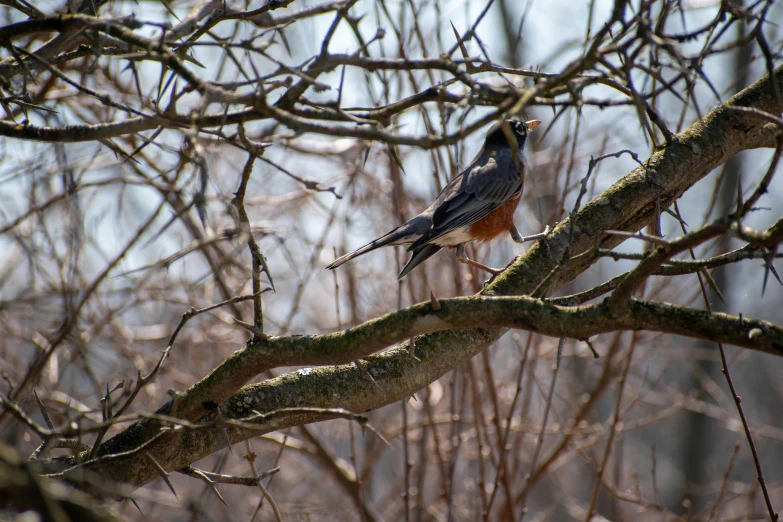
[526,120,541,131]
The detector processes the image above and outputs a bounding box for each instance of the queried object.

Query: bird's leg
[510,223,552,244]
[455,243,503,275]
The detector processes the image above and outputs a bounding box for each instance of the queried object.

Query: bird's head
[485,118,541,151]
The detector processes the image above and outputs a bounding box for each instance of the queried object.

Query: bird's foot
[469,261,504,276]
[512,224,552,244]
[482,265,512,288]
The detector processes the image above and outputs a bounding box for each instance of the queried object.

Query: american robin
[327,118,548,280]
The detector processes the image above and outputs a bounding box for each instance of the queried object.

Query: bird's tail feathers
[397,244,442,280]
[326,226,409,270]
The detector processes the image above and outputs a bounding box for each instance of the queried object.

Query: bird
[326,118,549,280]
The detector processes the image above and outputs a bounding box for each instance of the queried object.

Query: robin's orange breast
[468,195,521,242]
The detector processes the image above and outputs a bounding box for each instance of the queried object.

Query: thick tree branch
[41,295,783,481]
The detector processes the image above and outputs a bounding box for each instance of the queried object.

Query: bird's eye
[514,122,526,134]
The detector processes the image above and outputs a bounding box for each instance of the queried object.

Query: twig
[244,440,284,522]
[518,338,564,520]
[232,153,273,338]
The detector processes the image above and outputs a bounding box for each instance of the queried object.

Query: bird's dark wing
[410,148,522,249]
